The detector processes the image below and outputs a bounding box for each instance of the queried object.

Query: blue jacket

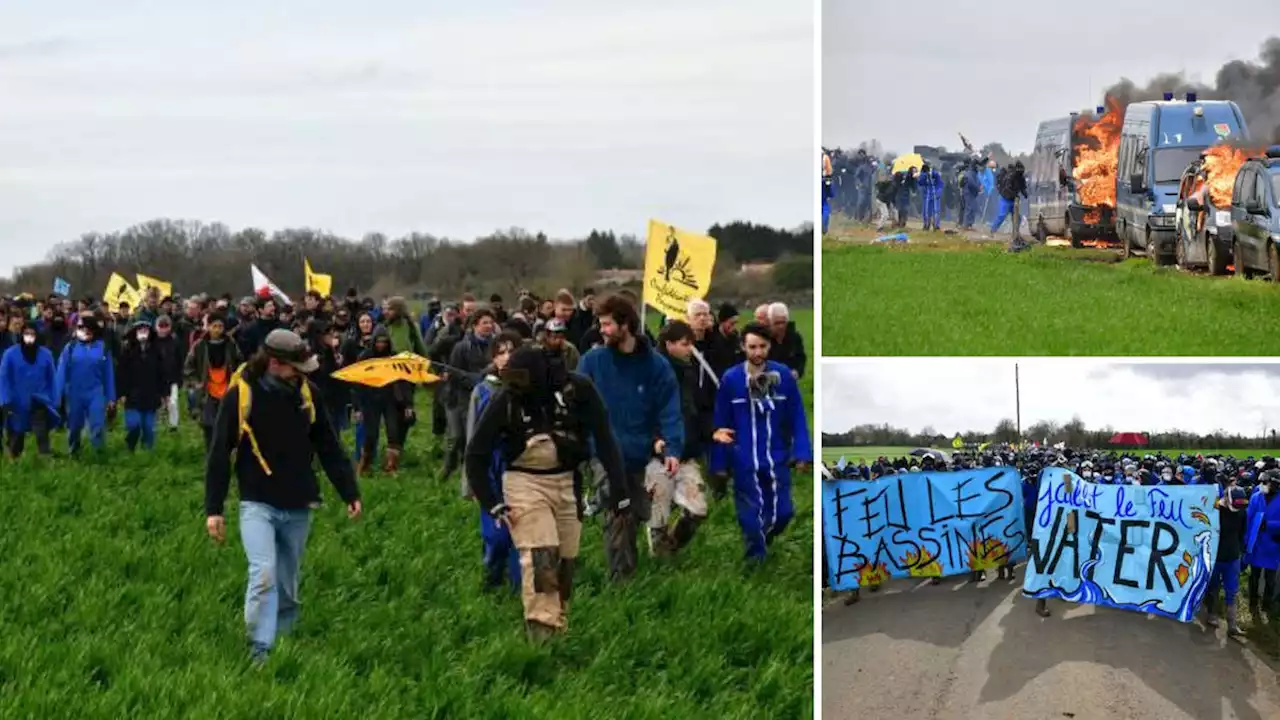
[1246,488,1280,570]
[963,168,981,197]
[578,337,683,472]
[0,345,59,432]
[917,169,943,200]
[981,167,995,193]
[709,360,811,476]
[467,377,505,497]
[56,339,116,406]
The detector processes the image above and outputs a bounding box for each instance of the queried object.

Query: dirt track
[822,577,1280,720]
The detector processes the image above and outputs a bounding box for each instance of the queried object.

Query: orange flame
[900,549,942,578]
[1174,564,1190,586]
[858,562,890,587]
[1199,144,1262,208]
[966,537,1012,571]
[1072,96,1124,208]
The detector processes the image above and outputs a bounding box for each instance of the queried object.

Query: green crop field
[0,318,814,718]
[821,446,1280,463]
[822,232,1280,356]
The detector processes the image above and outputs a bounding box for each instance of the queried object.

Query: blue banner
[823,467,1029,591]
[1021,468,1220,622]
[52,277,71,296]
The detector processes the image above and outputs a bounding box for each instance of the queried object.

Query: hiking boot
[249,644,270,666]
[383,448,401,474]
[1035,599,1050,617]
[526,620,558,642]
[670,514,703,551]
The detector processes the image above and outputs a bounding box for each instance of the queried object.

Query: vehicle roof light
[1186,92,1198,102]
[1096,105,1105,115]
[1162,92,1175,101]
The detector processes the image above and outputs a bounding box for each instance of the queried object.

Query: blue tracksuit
[1245,490,1280,571]
[470,378,519,591]
[579,338,683,474]
[56,339,115,452]
[918,169,942,228]
[710,361,811,560]
[0,345,59,433]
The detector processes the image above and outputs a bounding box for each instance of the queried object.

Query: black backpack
[996,167,1012,197]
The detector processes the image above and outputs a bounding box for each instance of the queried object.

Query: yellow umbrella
[892,153,924,174]
[332,352,440,387]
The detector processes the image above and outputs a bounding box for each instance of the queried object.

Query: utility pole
[1015,363,1021,445]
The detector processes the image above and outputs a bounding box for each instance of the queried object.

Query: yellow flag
[135,273,173,298]
[642,219,717,318]
[103,273,142,309]
[333,352,440,387]
[952,435,964,449]
[304,258,332,297]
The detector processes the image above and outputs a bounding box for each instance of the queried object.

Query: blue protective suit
[918,169,943,229]
[470,378,519,591]
[1245,489,1280,571]
[710,361,812,560]
[0,345,59,433]
[961,168,982,227]
[56,339,115,452]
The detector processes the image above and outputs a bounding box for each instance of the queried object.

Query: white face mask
[1082,470,1092,478]
[1161,471,1173,482]
[137,331,150,342]
[76,329,89,342]
[22,335,35,345]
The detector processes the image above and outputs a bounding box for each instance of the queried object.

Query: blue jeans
[239,501,312,651]
[1208,557,1242,606]
[124,409,156,450]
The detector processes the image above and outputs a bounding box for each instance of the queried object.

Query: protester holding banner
[1205,479,1249,636]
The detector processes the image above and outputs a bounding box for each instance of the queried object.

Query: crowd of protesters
[823,446,1279,634]
[0,281,811,658]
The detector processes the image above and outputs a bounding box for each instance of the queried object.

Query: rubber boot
[383,447,401,474]
[1227,604,1244,638]
[557,559,575,617]
[1035,598,1050,617]
[1204,595,1219,628]
[526,620,557,643]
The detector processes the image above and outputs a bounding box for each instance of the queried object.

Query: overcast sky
[0,0,812,278]
[822,361,1280,437]
[823,0,1278,155]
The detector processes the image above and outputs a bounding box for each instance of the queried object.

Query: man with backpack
[465,345,628,640]
[204,329,362,665]
[991,160,1030,251]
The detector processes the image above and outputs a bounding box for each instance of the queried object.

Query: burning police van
[1173,144,1256,274]
[1215,146,1280,279]
[1028,100,1122,248]
[1115,93,1250,265]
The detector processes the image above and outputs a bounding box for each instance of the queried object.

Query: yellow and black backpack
[228,364,315,476]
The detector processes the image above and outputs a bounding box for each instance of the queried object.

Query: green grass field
[821,446,1280,463]
[822,231,1280,356]
[0,321,814,719]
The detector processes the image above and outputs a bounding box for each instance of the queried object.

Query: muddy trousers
[602,469,652,581]
[505,469,580,629]
[239,501,311,652]
[644,459,708,551]
[733,466,794,561]
[1249,565,1278,612]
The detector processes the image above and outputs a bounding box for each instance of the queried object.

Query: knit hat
[717,302,739,324]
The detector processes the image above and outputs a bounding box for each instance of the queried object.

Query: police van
[1217,146,1280,279]
[1027,108,1118,248]
[1115,93,1250,264]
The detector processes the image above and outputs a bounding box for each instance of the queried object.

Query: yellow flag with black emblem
[135,273,173,298]
[304,258,332,296]
[103,273,142,309]
[333,352,440,387]
[642,219,717,318]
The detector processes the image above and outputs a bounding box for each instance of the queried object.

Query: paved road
[823,576,1280,720]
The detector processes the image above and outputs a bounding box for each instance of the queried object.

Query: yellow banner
[642,219,717,319]
[103,273,141,309]
[952,435,964,449]
[304,258,332,297]
[135,273,173,298]
[332,352,439,387]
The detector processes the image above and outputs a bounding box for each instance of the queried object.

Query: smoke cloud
[1104,36,1280,144]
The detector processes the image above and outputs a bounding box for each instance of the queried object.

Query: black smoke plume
[1104,37,1280,144]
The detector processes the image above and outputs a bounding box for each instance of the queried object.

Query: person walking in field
[184,313,241,450]
[56,315,116,454]
[578,294,683,581]
[465,330,523,588]
[116,321,167,452]
[0,323,58,458]
[990,161,1030,251]
[153,315,184,432]
[464,345,629,640]
[353,327,413,475]
[648,321,710,556]
[709,323,811,562]
[204,329,361,665]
